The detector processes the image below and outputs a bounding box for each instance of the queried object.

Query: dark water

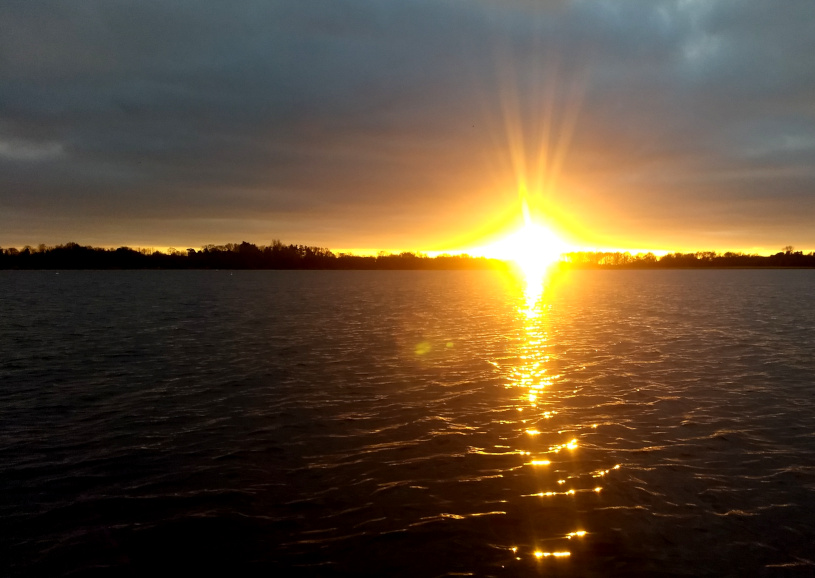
[2,269,815,577]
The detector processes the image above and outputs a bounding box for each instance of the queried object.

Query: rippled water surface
[2,269,815,576]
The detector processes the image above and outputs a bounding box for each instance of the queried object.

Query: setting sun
[478,202,569,280]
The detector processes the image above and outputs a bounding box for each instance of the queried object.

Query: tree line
[562,247,815,268]
[0,241,505,270]
[1,241,813,269]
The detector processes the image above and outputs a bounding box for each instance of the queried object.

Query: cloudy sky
[2,0,814,254]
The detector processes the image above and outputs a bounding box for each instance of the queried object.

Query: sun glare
[509,221,564,277]
[480,203,569,282]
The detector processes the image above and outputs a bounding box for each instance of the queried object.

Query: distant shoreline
[2,242,814,270]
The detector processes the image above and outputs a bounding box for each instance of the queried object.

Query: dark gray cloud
[1,0,814,251]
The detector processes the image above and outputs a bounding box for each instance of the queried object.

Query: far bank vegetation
[1,242,813,270]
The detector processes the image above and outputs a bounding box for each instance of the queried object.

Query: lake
[2,269,815,576]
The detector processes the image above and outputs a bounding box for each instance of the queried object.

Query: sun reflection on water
[509,265,556,410]
[498,265,624,567]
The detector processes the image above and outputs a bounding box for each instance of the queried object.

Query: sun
[479,204,569,279]
[502,220,565,277]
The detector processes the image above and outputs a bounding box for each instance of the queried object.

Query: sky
[2,0,815,255]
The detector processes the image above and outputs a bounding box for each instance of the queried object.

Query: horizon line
[1,240,811,259]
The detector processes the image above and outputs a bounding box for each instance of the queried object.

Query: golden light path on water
[516,267,578,562]
[502,264,621,567]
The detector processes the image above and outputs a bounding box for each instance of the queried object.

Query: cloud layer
[2,0,814,251]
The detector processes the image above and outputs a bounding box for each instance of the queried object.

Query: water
[2,269,815,577]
